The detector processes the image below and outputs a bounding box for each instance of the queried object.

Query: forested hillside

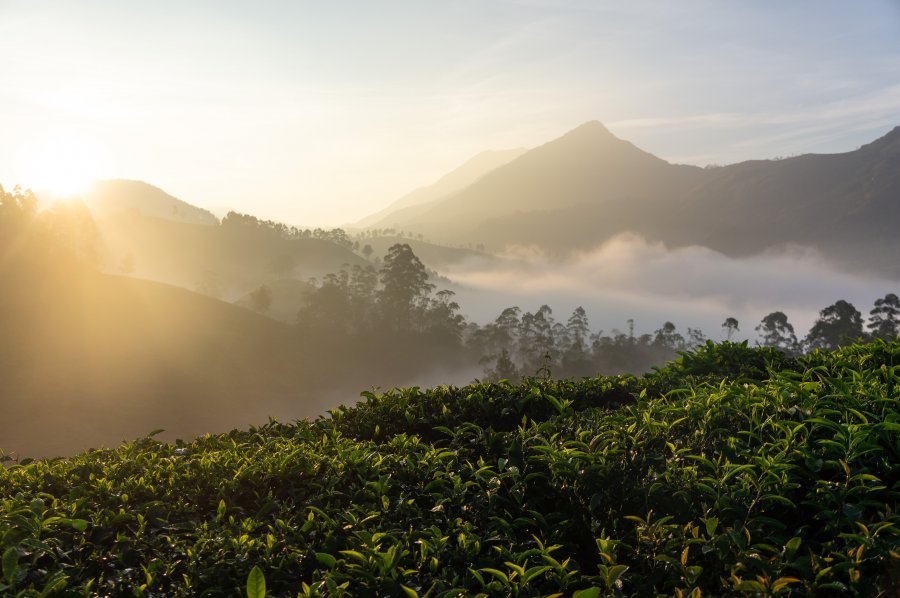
[2,341,897,595]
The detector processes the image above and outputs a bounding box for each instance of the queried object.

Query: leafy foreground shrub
[1,341,898,596]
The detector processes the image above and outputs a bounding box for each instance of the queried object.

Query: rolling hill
[74,179,368,300]
[0,254,324,457]
[83,179,219,225]
[94,211,367,299]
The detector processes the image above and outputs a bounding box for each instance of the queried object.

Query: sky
[2,1,899,226]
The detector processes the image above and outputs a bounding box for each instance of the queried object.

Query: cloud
[440,234,895,340]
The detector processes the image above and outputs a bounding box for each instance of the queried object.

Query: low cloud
[440,234,896,341]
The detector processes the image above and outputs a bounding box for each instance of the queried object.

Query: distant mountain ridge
[374,121,900,279]
[356,148,528,228]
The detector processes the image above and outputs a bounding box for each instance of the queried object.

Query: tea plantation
[2,341,898,596]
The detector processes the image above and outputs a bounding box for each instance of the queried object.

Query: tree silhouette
[756,311,798,354]
[378,244,434,330]
[248,285,273,313]
[805,300,864,352]
[721,317,739,340]
[653,321,684,351]
[868,293,900,339]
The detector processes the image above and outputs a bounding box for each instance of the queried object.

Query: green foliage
[1,340,898,595]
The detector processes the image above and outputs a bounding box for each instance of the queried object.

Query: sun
[24,131,109,197]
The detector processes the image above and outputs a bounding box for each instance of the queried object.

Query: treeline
[298,243,900,380]
[298,244,463,340]
[221,211,355,249]
[0,185,100,268]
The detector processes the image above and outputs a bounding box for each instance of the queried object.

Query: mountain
[368,121,704,245]
[381,122,900,279]
[83,179,219,225]
[355,148,528,228]
[77,180,367,299]
[664,125,900,275]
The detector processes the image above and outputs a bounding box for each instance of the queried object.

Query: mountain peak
[567,120,615,137]
[857,124,900,156]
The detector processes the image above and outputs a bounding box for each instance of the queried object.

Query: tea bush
[1,341,898,596]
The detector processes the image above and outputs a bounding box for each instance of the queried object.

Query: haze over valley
[2,1,899,460]
[3,121,899,457]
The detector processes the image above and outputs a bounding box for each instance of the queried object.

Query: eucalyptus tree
[378,243,434,331]
[868,293,900,339]
[805,300,864,352]
[756,311,799,354]
[721,317,739,340]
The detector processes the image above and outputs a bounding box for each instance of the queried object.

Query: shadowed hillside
[374,122,900,279]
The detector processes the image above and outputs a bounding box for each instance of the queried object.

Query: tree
[805,300,864,352]
[423,289,465,343]
[248,284,273,313]
[868,293,900,339]
[361,244,374,260]
[482,348,519,382]
[756,311,798,353]
[686,327,707,348]
[566,307,590,351]
[378,244,434,330]
[653,321,684,351]
[721,317,739,341]
[298,271,352,332]
[561,306,593,376]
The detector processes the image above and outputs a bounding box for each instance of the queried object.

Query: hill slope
[0,261,321,457]
[390,122,900,279]
[93,209,367,299]
[2,341,897,595]
[356,148,528,228]
[83,179,219,225]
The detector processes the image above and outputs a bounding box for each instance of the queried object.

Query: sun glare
[23,131,109,197]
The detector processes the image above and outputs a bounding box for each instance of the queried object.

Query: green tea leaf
[2,547,18,583]
[246,566,265,598]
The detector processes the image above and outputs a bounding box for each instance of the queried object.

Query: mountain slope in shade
[379,121,703,238]
[355,148,528,228]
[645,125,900,278]
[387,122,900,279]
[84,179,219,225]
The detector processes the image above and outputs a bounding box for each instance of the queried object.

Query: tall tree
[868,293,900,339]
[805,300,864,352]
[561,306,592,376]
[756,311,798,353]
[566,307,590,351]
[378,244,434,330]
[721,317,739,341]
[653,321,684,351]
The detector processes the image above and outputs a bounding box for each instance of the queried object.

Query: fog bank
[441,234,896,340]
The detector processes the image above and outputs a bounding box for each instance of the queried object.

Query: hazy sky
[2,1,899,226]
